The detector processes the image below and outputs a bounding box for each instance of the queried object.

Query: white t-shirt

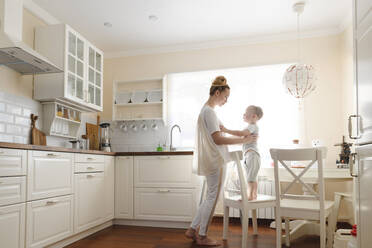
[242,124,259,154]
[200,105,229,161]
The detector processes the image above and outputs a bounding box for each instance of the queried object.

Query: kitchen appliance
[0,0,62,74]
[99,123,111,152]
[69,140,80,149]
[349,1,372,247]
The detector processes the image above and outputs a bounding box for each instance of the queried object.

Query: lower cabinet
[74,172,104,233]
[103,156,115,222]
[115,156,133,219]
[26,195,73,248]
[0,203,25,248]
[134,188,196,222]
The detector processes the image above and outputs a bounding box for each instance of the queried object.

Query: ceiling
[32,0,351,57]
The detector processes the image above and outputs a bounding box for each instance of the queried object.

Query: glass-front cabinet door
[87,44,103,110]
[66,29,85,103]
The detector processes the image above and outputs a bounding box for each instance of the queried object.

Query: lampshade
[282,63,316,99]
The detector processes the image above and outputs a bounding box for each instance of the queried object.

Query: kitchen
[0,0,370,248]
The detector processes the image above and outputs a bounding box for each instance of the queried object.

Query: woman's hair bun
[212,76,227,86]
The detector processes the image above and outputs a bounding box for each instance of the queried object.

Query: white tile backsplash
[0,102,4,112]
[6,104,22,115]
[111,120,169,152]
[0,112,14,123]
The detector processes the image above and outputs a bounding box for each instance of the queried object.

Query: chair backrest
[223,151,251,205]
[269,147,327,207]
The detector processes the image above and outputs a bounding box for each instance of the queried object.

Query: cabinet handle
[87,174,94,178]
[87,157,95,160]
[157,156,170,159]
[349,153,358,177]
[47,153,58,157]
[87,166,94,170]
[0,151,4,154]
[46,201,58,205]
[158,189,170,193]
[0,181,3,184]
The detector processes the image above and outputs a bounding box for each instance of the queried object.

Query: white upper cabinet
[34,24,103,112]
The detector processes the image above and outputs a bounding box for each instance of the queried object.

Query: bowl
[131,91,147,103]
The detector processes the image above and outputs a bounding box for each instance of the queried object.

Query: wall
[104,34,345,166]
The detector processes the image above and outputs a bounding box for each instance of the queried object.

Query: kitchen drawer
[75,154,104,163]
[75,163,104,173]
[134,188,196,221]
[31,150,73,159]
[134,155,197,188]
[0,176,26,207]
[0,148,27,176]
[26,195,73,248]
[0,203,26,248]
[28,152,74,201]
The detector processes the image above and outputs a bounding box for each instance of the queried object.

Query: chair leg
[326,212,335,248]
[285,218,290,247]
[275,207,282,248]
[252,209,258,235]
[332,194,342,232]
[223,206,229,240]
[320,218,326,248]
[242,211,249,248]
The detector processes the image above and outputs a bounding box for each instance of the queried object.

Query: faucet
[170,124,181,151]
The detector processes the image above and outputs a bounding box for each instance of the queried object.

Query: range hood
[0,0,62,74]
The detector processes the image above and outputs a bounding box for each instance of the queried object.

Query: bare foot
[185,227,197,240]
[196,236,221,246]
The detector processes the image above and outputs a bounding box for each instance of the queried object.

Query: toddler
[221,105,263,200]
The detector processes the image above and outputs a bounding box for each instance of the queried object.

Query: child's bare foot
[247,196,254,201]
[196,236,221,246]
[185,227,197,240]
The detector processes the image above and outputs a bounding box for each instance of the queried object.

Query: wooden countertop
[0,142,193,156]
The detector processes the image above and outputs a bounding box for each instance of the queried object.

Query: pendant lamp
[283,2,316,99]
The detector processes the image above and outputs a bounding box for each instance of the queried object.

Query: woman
[185,76,257,246]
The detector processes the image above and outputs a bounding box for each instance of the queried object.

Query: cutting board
[86,123,99,150]
[31,114,46,146]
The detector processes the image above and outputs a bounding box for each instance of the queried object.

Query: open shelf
[114,102,162,107]
[42,102,82,139]
[112,77,167,122]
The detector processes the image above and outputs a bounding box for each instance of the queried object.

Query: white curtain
[167,63,299,167]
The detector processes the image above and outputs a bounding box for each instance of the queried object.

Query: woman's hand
[219,124,227,132]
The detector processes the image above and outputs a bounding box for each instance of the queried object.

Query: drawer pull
[87,167,94,170]
[158,156,170,159]
[158,189,171,193]
[0,151,4,154]
[46,201,58,205]
[87,157,95,160]
[0,181,3,184]
[47,153,58,157]
[87,174,94,178]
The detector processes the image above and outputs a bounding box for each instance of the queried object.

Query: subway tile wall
[0,91,97,147]
[0,91,182,151]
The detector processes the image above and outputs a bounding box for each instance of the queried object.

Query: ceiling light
[104,22,113,28]
[148,15,158,21]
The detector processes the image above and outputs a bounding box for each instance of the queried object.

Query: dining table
[260,167,353,243]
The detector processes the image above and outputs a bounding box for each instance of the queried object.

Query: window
[168,63,299,167]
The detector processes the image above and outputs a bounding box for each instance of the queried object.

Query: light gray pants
[191,169,222,236]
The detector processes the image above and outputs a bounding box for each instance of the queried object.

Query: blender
[99,123,112,152]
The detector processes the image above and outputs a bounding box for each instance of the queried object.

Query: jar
[57,105,63,117]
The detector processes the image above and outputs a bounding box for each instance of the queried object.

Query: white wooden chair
[270,148,335,248]
[222,151,278,248]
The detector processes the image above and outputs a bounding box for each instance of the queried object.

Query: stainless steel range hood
[0,0,62,74]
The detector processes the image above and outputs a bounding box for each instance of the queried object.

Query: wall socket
[312,139,321,147]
